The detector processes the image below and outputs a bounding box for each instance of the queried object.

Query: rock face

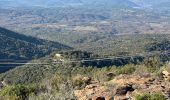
[74,74,170,100]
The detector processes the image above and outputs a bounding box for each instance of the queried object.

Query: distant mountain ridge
[130,0,170,8]
[1,0,170,9]
[0,0,139,8]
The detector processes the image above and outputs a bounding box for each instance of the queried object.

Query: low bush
[0,84,38,100]
[115,65,136,75]
[71,75,87,89]
[143,56,161,73]
[50,74,64,91]
[135,93,166,100]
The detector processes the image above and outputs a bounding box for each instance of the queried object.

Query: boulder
[116,84,135,95]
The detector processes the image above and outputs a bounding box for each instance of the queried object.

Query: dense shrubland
[0,54,169,99]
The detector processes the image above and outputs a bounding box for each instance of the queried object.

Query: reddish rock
[74,74,170,100]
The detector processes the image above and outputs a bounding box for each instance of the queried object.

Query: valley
[0,7,170,57]
[0,0,169,100]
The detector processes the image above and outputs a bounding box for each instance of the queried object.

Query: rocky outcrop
[74,74,170,100]
[74,84,113,100]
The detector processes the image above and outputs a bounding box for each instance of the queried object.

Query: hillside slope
[0,27,71,60]
[0,27,72,73]
[0,55,169,99]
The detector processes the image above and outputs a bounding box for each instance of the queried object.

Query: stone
[106,73,116,78]
[116,84,134,95]
[162,70,170,77]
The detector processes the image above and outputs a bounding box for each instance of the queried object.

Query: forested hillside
[0,27,72,72]
[1,36,169,85]
[0,27,72,60]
